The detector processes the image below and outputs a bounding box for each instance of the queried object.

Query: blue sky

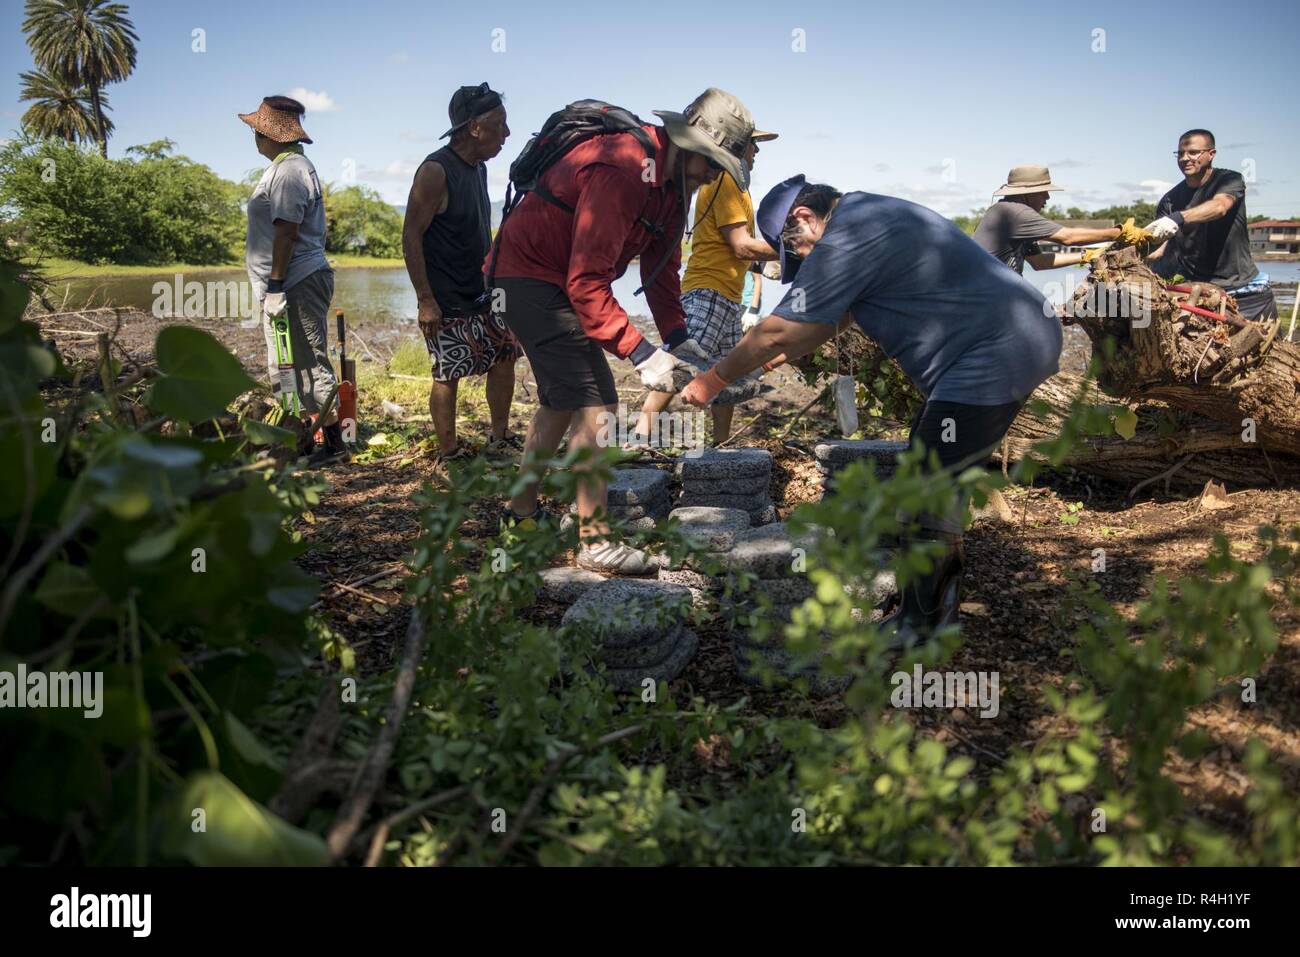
[4,0,1298,217]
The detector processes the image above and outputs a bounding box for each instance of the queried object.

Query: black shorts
[496,277,618,410]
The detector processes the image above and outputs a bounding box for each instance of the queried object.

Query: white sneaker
[576,541,655,576]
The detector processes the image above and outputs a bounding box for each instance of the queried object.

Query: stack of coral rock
[674,448,776,526]
[559,579,698,691]
[720,522,897,697]
[563,467,672,531]
[814,439,908,498]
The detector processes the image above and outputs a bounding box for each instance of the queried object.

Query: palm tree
[22,0,138,158]
[18,68,109,144]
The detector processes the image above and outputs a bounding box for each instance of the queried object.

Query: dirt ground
[36,307,1300,836]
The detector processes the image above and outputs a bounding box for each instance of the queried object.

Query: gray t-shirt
[245,151,331,299]
[972,200,1063,274]
[771,192,1061,405]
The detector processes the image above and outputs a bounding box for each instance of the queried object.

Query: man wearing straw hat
[629,125,779,447]
[493,88,758,575]
[973,165,1133,274]
[239,94,347,465]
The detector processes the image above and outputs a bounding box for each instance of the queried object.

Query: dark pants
[1234,287,1278,323]
[904,398,1024,537]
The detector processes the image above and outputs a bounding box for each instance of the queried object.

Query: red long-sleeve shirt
[486,125,687,359]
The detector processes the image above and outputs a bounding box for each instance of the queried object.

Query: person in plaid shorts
[631,128,778,445]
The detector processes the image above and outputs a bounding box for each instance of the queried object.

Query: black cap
[440,83,504,139]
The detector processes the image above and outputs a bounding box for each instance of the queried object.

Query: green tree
[0,135,243,265]
[950,207,987,235]
[17,68,108,144]
[22,0,139,159]
[324,184,403,258]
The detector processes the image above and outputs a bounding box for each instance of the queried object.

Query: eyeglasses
[1174,149,1213,158]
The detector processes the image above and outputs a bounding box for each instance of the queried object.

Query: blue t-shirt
[771,192,1061,405]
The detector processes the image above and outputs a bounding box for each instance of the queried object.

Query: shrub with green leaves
[0,260,329,865]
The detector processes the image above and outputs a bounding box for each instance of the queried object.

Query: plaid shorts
[683,287,744,360]
[424,307,520,384]
[683,287,760,406]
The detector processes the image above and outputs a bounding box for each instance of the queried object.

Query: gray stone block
[813,439,908,475]
[607,468,672,506]
[680,474,769,497]
[601,624,686,669]
[667,506,751,552]
[658,567,721,592]
[537,566,607,604]
[676,491,773,513]
[561,579,693,648]
[675,448,772,482]
[721,522,801,578]
[732,575,814,604]
[603,628,700,691]
[731,641,850,697]
[748,503,779,526]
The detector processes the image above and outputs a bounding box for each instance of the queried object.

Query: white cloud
[1111,179,1174,200]
[287,88,339,114]
[880,180,985,217]
[399,131,435,144]
[356,160,418,181]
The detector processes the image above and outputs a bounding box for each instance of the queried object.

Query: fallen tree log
[992,371,1300,490]
[797,323,1300,489]
[1067,246,1300,457]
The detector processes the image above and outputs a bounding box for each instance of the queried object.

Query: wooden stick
[778,385,830,441]
[326,605,426,860]
[1128,453,1195,499]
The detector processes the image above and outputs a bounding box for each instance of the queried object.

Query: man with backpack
[490,88,760,575]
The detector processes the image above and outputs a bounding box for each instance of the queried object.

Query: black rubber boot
[880,535,964,651]
[307,422,350,467]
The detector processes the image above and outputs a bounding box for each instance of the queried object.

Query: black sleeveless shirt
[420,145,491,315]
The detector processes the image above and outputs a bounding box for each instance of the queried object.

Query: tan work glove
[1115,217,1152,248]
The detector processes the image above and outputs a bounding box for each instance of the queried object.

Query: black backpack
[487,100,682,294]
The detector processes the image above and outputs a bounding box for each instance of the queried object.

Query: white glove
[741,310,760,332]
[635,348,685,392]
[1144,217,1180,241]
[669,338,712,372]
[263,291,288,318]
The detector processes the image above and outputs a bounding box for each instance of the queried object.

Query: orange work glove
[680,366,732,407]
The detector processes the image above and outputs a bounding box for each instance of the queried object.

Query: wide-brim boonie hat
[654,88,755,192]
[238,97,312,144]
[757,173,808,283]
[993,164,1063,197]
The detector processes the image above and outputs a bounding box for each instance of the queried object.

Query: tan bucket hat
[238,96,313,144]
[993,164,1063,197]
[654,88,756,191]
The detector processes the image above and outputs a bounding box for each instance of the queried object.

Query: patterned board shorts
[682,287,761,405]
[424,308,521,383]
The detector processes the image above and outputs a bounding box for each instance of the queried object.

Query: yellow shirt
[681,174,753,303]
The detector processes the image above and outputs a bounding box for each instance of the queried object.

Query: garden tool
[271,311,301,418]
[335,309,358,443]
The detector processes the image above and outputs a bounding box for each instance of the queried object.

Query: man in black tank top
[402,84,520,464]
